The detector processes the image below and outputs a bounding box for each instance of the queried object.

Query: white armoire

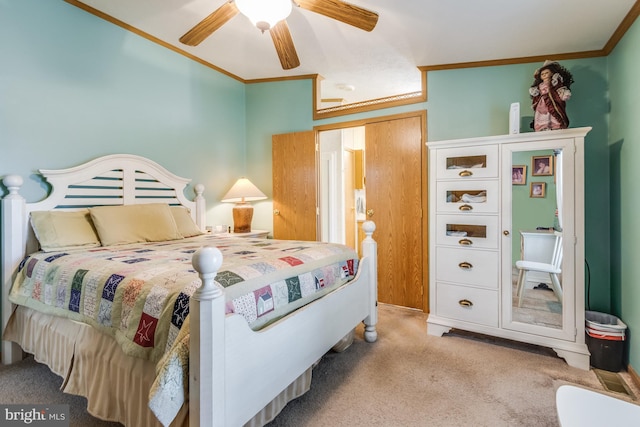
[427,127,591,370]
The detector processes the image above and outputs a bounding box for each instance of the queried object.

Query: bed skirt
[3,306,312,427]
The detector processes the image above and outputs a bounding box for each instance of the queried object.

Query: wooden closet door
[272,131,318,241]
[343,149,357,251]
[365,115,425,310]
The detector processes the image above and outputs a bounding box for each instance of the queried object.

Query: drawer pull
[458,170,473,177]
[459,204,473,211]
[458,238,473,246]
[458,262,473,270]
[459,299,473,307]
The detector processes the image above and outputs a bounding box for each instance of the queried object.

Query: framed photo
[530,182,546,198]
[531,155,554,176]
[512,165,527,185]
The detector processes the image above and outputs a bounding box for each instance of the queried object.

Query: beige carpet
[1,304,638,427]
[266,304,639,427]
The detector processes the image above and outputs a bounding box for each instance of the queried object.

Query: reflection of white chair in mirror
[516,233,563,307]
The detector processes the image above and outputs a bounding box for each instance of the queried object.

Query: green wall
[0,0,248,228]
[608,15,640,370]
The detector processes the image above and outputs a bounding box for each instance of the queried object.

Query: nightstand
[229,230,269,238]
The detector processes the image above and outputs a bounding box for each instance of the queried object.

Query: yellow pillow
[89,203,183,246]
[171,206,203,238]
[30,209,101,252]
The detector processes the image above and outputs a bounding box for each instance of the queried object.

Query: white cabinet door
[501,137,578,342]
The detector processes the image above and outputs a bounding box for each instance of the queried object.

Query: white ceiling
[74,0,636,105]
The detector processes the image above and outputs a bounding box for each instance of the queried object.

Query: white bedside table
[228,230,270,238]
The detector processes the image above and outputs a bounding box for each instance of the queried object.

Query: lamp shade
[221,178,267,203]
[235,0,292,31]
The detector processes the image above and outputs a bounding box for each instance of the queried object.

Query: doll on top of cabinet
[529,60,574,132]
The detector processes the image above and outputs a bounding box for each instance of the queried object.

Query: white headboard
[31,153,203,213]
[1,154,205,363]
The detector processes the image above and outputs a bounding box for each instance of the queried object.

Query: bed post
[190,246,225,427]
[361,220,378,343]
[193,183,206,232]
[1,175,27,364]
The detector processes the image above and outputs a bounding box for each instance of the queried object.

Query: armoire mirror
[502,139,577,341]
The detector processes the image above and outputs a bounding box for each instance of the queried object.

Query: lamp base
[232,203,253,233]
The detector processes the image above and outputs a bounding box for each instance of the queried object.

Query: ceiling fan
[179,0,379,70]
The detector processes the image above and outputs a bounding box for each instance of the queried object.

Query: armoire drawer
[435,145,499,180]
[436,180,499,214]
[435,247,499,289]
[435,283,499,327]
[436,214,499,249]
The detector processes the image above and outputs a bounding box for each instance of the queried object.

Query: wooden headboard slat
[132,197,181,204]
[136,181,175,194]
[52,199,122,208]
[72,178,123,188]
[65,188,123,197]
[46,198,183,208]
[134,190,177,198]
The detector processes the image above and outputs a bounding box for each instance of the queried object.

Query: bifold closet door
[272,130,317,241]
[365,114,426,310]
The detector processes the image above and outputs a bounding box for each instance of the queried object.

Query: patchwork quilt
[9,234,359,425]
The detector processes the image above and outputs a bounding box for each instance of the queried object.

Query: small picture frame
[532,155,553,176]
[512,165,527,185]
[530,182,546,198]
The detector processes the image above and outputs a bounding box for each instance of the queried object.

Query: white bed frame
[1,154,378,427]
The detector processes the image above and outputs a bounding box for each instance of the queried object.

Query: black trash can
[585,311,627,372]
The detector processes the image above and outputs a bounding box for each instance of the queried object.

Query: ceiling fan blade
[179,1,239,46]
[270,20,300,70]
[296,0,378,32]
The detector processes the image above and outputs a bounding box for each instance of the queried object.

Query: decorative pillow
[171,206,204,238]
[30,209,101,252]
[89,203,183,246]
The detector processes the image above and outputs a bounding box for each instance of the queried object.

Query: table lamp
[221,177,267,233]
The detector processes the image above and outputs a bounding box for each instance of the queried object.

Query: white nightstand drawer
[435,283,498,327]
[435,145,499,180]
[436,180,499,214]
[435,247,499,289]
[436,214,499,249]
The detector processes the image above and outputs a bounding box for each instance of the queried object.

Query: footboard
[190,221,378,427]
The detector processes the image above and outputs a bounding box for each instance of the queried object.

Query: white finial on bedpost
[190,246,225,427]
[3,175,24,198]
[361,221,378,343]
[193,184,206,232]
[192,246,223,299]
[2,175,27,364]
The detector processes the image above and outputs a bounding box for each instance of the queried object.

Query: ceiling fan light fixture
[235,0,292,32]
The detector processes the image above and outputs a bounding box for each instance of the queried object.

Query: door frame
[314,110,429,312]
